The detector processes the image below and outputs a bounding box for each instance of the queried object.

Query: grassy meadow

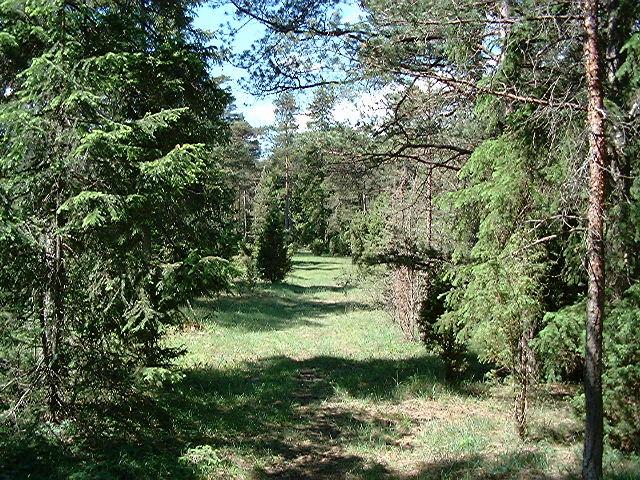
[2,254,638,479]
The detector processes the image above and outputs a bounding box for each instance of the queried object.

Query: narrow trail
[257,262,384,478]
[261,366,375,480]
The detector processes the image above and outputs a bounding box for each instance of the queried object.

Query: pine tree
[289,132,331,251]
[273,92,299,232]
[221,118,261,240]
[582,0,607,476]
[255,205,291,282]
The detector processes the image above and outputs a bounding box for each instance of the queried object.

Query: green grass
[2,254,639,479]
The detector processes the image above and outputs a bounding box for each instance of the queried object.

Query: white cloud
[332,84,402,126]
[296,112,311,131]
[332,100,361,125]
[241,102,312,131]
[239,83,411,130]
[243,101,275,127]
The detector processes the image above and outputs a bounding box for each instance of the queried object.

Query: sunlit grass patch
[5,253,638,479]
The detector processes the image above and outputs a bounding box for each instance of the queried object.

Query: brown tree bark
[41,227,65,421]
[582,0,607,478]
[514,322,537,439]
[243,189,249,240]
[284,154,291,230]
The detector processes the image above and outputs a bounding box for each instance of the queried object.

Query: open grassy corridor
[4,254,638,479]
[160,254,603,480]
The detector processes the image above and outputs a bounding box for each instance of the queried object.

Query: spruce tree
[0,0,234,421]
[255,205,291,283]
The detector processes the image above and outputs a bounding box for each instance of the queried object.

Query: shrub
[604,284,640,452]
[418,270,466,377]
[536,285,640,452]
[309,238,326,256]
[534,302,584,382]
[329,233,351,256]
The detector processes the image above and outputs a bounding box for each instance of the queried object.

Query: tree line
[1,1,639,480]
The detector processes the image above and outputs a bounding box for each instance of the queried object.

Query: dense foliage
[0,0,235,422]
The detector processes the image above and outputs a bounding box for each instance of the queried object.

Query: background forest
[1,0,639,479]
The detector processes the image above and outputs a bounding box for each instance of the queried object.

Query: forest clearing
[2,1,640,479]
[4,255,637,479]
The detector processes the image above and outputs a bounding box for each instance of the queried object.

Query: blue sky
[193,4,275,127]
[193,2,366,128]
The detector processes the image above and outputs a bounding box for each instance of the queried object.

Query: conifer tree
[273,92,299,231]
[0,0,234,421]
[252,169,291,282]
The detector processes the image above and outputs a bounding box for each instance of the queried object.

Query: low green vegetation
[4,255,637,479]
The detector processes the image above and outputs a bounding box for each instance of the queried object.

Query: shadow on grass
[290,263,345,271]
[290,257,339,266]
[189,287,369,333]
[2,353,580,480]
[529,421,582,446]
[0,397,196,480]
[408,451,573,480]
[0,355,438,478]
[274,282,353,295]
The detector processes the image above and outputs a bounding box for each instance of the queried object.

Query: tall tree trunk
[514,323,536,438]
[284,155,291,230]
[243,189,248,240]
[605,0,633,296]
[41,223,65,421]
[427,168,433,247]
[583,0,607,478]
[497,0,511,65]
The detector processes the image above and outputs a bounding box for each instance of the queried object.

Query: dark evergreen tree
[255,205,291,282]
[0,0,234,422]
[252,170,291,282]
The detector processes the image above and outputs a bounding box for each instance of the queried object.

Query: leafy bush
[328,232,351,256]
[235,242,258,287]
[604,285,640,452]
[309,238,327,255]
[419,270,466,377]
[534,302,585,382]
[162,252,237,307]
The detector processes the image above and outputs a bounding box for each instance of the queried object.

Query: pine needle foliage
[252,169,291,283]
